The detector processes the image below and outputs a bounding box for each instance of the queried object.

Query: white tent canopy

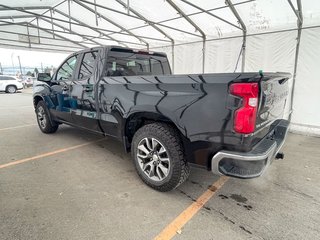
[0,0,320,135]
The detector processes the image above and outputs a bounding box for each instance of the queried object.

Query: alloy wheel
[136,137,170,181]
[37,106,47,129]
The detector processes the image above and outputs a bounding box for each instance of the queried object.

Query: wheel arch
[6,84,17,93]
[33,95,44,108]
[123,111,188,152]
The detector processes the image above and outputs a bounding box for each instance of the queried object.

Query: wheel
[36,101,59,134]
[131,123,190,192]
[6,85,17,93]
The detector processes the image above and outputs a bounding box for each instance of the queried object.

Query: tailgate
[256,73,291,131]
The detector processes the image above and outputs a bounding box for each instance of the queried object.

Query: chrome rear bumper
[211,120,289,178]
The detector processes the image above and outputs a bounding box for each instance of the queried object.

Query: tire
[6,85,17,93]
[131,123,190,192]
[36,101,59,134]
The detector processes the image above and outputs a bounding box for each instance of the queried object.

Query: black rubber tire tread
[131,122,190,192]
[36,101,59,134]
[6,85,17,93]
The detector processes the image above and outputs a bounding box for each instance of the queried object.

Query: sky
[0,47,69,74]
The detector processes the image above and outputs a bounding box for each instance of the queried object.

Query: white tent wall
[151,36,243,74]
[245,30,296,120]
[150,27,320,136]
[204,37,243,73]
[173,42,203,74]
[290,27,320,136]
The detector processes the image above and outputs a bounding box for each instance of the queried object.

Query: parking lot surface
[1,89,320,240]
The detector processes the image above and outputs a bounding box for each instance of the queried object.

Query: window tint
[56,55,78,81]
[105,50,171,77]
[0,76,15,80]
[79,51,98,79]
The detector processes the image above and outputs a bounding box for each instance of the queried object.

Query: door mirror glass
[37,73,51,82]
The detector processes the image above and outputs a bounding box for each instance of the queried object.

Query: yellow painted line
[0,124,37,131]
[0,139,105,170]
[154,176,229,240]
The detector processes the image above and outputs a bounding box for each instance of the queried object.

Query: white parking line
[0,124,37,131]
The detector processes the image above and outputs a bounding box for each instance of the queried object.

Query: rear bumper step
[211,120,289,178]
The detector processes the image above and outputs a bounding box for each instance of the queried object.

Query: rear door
[69,50,102,132]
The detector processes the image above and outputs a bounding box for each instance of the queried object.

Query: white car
[0,75,24,93]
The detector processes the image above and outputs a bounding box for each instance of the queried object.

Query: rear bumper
[211,120,289,178]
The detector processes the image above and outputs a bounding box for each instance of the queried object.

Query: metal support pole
[203,41,206,73]
[114,0,174,65]
[50,9,55,39]
[0,4,172,44]
[28,22,87,48]
[26,24,31,47]
[79,0,202,38]
[74,0,149,49]
[181,0,242,30]
[68,0,71,31]
[127,0,130,15]
[226,0,247,72]
[40,17,101,46]
[17,56,22,75]
[241,34,247,72]
[54,9,127,47]
[94,0,98,26]
[166,0,206,73]
[287,0,302,23]
[36,17,40,43]
[0,6,51,11]
[171,44,175,73]
[289,0,303,121]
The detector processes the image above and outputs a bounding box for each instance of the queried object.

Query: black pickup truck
[33,46,290,191]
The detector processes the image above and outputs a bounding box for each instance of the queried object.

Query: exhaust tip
[275,152,284,160]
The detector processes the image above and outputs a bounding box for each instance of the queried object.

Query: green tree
[34,68,39,77]
[44,67,50,74]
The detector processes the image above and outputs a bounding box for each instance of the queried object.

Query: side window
[0,76,3,80]
[78,51,98,79]
[8,77,15,80]
[56,55,78,81]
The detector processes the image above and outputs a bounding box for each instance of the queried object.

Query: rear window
[105,49,171,77]
[79,51,98,79]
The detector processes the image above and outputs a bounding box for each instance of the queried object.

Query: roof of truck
[75,45,167,57]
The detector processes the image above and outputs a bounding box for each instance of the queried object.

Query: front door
[48,54,79,123]
[69,50,102,133]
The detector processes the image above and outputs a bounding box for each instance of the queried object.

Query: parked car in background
[0,75,23,93]
[23,76,36,88]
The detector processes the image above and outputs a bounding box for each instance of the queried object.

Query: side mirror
[37,73,51,82]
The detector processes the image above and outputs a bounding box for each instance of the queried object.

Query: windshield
[105,49,171,77]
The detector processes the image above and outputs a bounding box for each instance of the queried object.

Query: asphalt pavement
[0,89,319,240]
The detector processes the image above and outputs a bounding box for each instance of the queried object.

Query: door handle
[84,85,93,92]
[62,85,69,91]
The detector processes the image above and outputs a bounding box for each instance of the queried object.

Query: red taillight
[229,83,259,134]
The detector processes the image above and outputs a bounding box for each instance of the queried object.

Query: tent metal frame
[166,0,206,73]
[0,0,306,80]
[288,0,303,121]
